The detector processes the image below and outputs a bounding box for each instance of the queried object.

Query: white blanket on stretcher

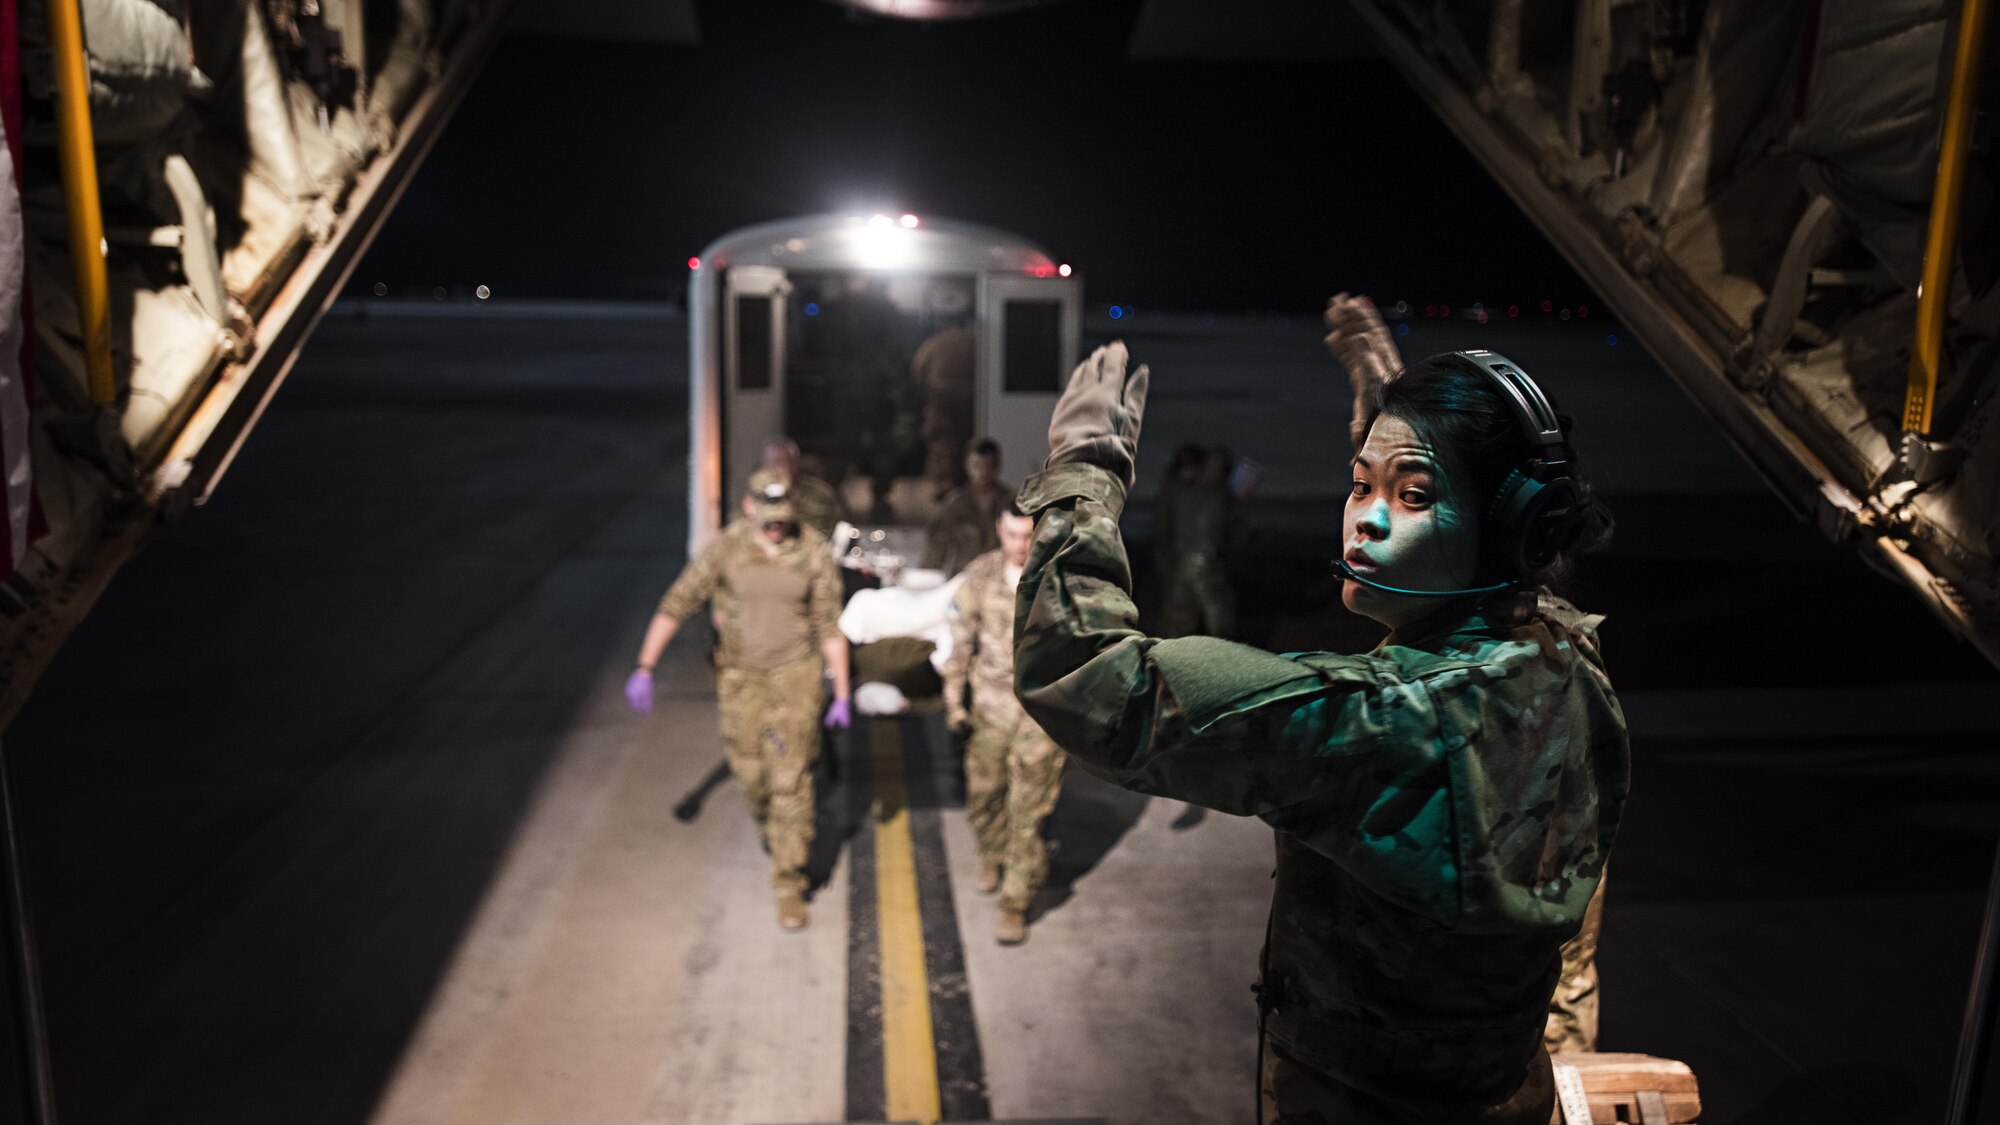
[837,573,966,671]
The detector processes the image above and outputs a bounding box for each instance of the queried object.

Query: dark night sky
[354,0,1591,311]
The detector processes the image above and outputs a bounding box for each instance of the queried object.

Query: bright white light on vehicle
[1057,263,1072,277]
[851,217,912,268]
[899,213,920,228]
[475,284,491,300]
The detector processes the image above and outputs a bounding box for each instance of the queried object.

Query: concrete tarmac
[2,302,1995,1124]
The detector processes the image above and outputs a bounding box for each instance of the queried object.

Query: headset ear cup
[1487,469,1580,575]
[1485,468,1532,575]
[1517,477,1579,572]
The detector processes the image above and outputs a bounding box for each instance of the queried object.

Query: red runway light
[1540,299,1553,313]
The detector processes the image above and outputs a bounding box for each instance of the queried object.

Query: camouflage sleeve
[656,536,728,622]
[805,540,844,644]
[942,571,979,727]
[1013,463,1441,820]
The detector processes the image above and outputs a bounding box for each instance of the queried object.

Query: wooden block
[1548,1052,1702,1123]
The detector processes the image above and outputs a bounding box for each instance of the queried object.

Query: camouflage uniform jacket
[1013,463,1630,1100]
[942,548,1033,730]
[921,482,1012,576]
[657,519,843,671]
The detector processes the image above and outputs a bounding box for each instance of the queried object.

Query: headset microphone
[1329,559,1519,599]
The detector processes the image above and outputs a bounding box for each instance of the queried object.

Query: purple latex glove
[824,698,852,729]
[625,668,653,713]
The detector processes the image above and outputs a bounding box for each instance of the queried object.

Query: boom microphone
[1330,559,1519,599]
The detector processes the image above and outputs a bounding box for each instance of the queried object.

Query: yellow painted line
[870,719,942,1124]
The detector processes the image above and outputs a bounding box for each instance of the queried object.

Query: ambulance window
[736,295,773,390]
[1003,299,1062,393]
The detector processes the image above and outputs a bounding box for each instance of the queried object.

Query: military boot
[975,860,1002,894]
[777,890,809,931]
[995,907,1027,945]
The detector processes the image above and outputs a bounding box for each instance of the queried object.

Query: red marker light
[1577,305,1589,318]
[687,257,701,270]
[1540,299,1553,313]
[1508,305,1519,318]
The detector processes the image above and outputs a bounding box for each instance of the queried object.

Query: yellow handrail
[1906,0,1991,437]
[44,0,114,407]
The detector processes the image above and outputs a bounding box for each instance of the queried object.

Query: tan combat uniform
[921,482,1011,577]
[1546,877,1606,1053]
[943,549,1064,914]
[657,519,843,893]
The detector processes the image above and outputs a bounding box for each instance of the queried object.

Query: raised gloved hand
[625,668,654,714]
[1046,341,1150,489]
[1323,293,1402,447]
[824,698,852,729]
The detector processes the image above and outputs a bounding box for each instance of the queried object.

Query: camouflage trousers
[1159,557,1237,639]
[1544,872,1606,1053]
[1260,1039,1553,1125]
[716,657,823,894]
[963,708,1064,913]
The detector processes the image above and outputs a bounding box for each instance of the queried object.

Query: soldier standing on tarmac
[1322,294,1609,1055]
[624,468,852,931]
[921,437,1012,576]
[942,500,1063,945]
[1012,334,1625,1123]
[1155,442,1256,638]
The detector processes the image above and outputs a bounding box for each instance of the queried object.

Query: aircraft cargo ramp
[1344,0,2000,670]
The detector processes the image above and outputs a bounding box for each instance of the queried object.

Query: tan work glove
[1323,293,1402,448]
[1046,342,1150,489]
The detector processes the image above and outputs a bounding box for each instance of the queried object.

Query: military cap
[746,467,796,525]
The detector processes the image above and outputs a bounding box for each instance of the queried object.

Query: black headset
[1332,349,1581,598]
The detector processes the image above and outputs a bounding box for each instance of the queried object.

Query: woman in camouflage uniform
[1014,343,1624,1125]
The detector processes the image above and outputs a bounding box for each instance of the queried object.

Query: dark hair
[1359,353,1613,587]
[968,437,1001,461]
